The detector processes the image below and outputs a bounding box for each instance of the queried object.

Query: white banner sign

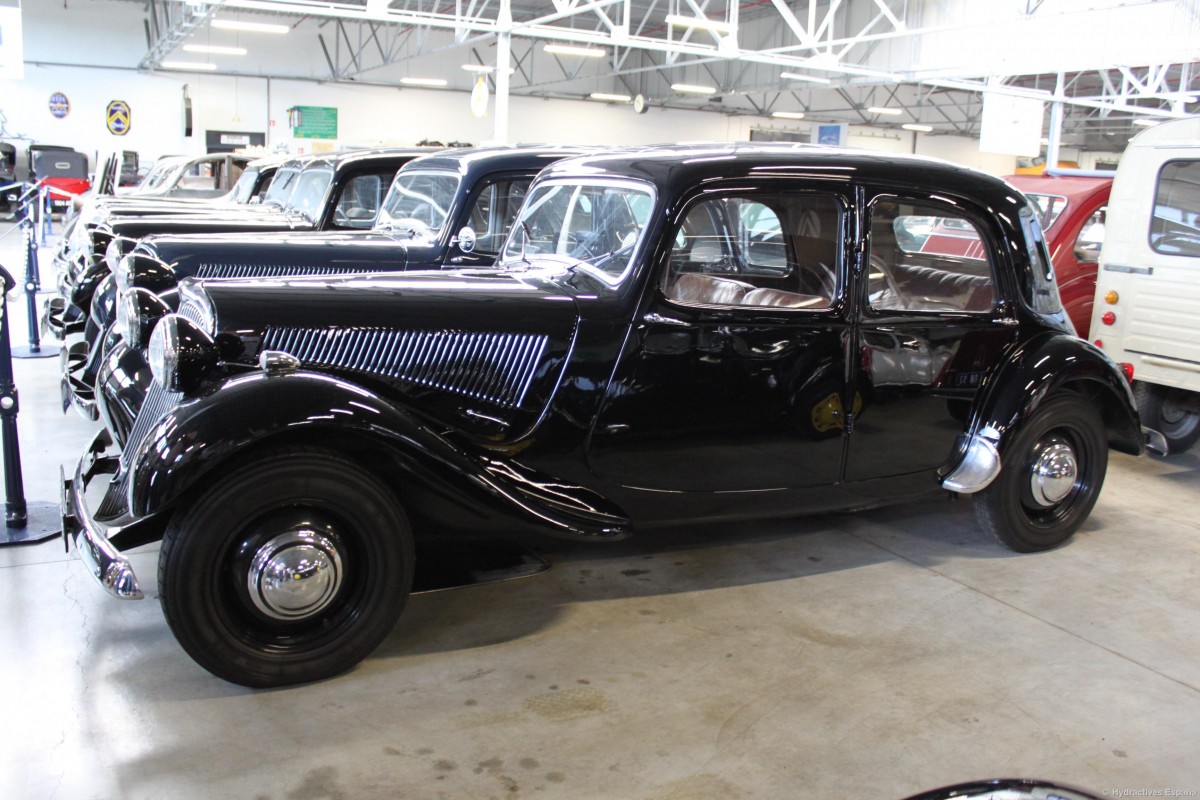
[979,92,1045,158]
[0,0,24,81]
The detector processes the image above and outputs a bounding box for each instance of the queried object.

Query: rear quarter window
[1150,159,1200,257]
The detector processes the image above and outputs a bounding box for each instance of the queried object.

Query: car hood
[196,269,581,439]
[142,230,444,279]
[107,208,308,239]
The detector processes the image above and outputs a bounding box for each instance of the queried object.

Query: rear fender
[127,370,630,539]
[942,332,1141,493]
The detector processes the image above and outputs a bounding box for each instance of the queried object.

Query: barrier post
[0,263,60,544]
[11,184,59,359]
[39,183,54,244]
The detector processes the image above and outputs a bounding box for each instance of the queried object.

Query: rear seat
[876,263,994,312]
[742,287,829,309]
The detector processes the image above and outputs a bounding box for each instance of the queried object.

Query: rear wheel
[1134,382,1200,454]
[974,396,1107,552]
[158,447,414,687]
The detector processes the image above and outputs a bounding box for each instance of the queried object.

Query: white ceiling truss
[137,0,1200,149]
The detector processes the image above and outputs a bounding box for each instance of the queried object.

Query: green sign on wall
[288,105,338,139]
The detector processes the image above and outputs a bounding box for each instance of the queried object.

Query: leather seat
[668,273,753,305]
[743,287,829,309]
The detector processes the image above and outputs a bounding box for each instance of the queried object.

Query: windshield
[375,171,460,239]
[1024,193,1068,230]
[502,180,654,281]
[262,167,301,207]
[135,160,183,194]
[286,168,334,222]
[229,167,260,204]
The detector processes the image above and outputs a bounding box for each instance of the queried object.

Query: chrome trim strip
[942,435,1001,494]
[1102,264,1153,275]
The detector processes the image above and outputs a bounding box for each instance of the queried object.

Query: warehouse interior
[2,2,1200,799]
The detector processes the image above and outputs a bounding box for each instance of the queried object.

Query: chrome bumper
[61,431,144,600]
[59,339,98,420]
[42,295,85,340]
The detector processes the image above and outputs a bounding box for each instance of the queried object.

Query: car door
[588,185,852,495]
[844,191,1020,482]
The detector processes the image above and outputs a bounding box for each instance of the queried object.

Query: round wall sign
[49,93,70,119]
[106,100,132,136]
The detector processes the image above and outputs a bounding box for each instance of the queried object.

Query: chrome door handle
[643,312,691,327]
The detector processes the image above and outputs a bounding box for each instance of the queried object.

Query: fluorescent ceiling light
[665,14,735,34]
[867,106,903,116]
[1132,118,1161,127]
[590,93,632,103]
[211,19,289,34]
[544,44,606,58]
[772,111,806,120]
[183,44,247,56]
[780,71,832,85]
[160,61,218,71]
[400,77,449,87]
[461,64,494,73]
[672,83,717,95]
[902,123,933,132]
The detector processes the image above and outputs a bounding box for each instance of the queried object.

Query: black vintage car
[63,144,1143,687]
[61,146,584,419]
[48,148,427,339]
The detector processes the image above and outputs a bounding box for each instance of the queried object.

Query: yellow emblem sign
[106,100,131,136]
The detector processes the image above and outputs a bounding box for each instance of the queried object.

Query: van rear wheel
[1134,382,1200,454]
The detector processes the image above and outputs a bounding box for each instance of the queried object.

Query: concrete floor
[2,221,1200,800]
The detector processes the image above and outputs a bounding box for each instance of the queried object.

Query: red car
[1005,173,1111,337]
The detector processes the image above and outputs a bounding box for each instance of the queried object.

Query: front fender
[127,370,630,539]
[70,262,110,313]
[942,332,1142,491]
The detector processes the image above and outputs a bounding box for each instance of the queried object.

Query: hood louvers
[261,326,549,409]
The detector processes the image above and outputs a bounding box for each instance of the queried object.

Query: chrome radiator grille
[179,300,209,330]
[195,263,387,280]
[96,381,182,520]
[261,326,549,409]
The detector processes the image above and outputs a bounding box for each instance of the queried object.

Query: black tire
[1134,382,1200,455]
[158,447,414,687]
[974,396,1107,553]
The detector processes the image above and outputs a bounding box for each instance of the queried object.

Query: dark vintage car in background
[47,147,427,338]
[61,146,582,418]
[63,144,1142,687]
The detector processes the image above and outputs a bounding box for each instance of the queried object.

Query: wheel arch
[942,333,1142,493]
[127,371,631,540]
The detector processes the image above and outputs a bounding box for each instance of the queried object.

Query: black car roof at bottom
[295,147,440,174]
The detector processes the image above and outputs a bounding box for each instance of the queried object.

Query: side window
[665,193,840,309]
[464,179,530,254]
[1150,160,1200,257]
[334,174,384,229]
[868,198,996,313]
[1074,207,1106,264]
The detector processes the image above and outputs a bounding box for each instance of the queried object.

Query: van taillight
[1119,363,1134,382]
[1101,311,1116,326]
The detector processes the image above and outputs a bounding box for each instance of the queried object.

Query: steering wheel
[566,231,599,259]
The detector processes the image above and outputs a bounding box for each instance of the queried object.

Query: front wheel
[158,447,414,687]
[974,396,1107,553]
[1134,382,1200,454]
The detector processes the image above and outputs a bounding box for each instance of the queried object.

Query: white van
[1091,116,1200,454]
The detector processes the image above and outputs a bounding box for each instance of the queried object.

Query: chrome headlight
[115,251,178,295]
[104,237,126,272]
[115,288,171,349]
[148,314,218,393]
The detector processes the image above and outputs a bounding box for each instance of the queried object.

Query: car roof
[299,147,439,174]
[397,145,597,178]
[540,142,1018,204]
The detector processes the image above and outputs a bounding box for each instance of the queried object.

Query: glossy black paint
[91,144,1142,548]
[902,779,1101,800]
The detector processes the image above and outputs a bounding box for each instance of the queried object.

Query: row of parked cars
[45,133,1185,687]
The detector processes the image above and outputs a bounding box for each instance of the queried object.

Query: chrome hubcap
[1029,439,1078,507]
[247,529,344,621]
